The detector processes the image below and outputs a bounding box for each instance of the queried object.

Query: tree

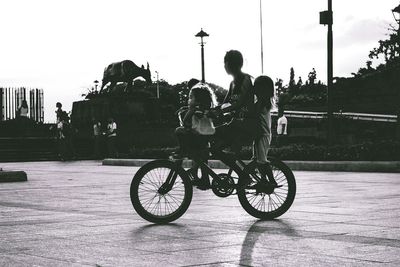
[289,67,295,88]
[369,6,400,64]
[297,76,303,87]
[275,78,284,96]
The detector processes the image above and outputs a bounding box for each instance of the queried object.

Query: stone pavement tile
[163,244,266,266]
[28,222,140,239]
[340,244,400,263]
[0,231,51,244]
[68,217,142,227]
[167,244,383,267]
[346,217,400,228]
[240,251,390,267]
[295,222,387,235]
[0,213,100,226]
[12,241,157,266]
[256,236,398,263]
[285,211,360,223]
[353,228,400,240]
[1,237,90,255]
[105,237,225,254]
[124,222,239,241]
[0,252,88,267]
[312,233,400,248]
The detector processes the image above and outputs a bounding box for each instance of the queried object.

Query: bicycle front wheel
[237,158,296,220]
[130,160,193,224]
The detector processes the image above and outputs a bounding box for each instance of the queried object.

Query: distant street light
[195,28,209,83]
[94,80,99,92]
[392,3,400,140]
[392,3,400,23]
[320,0,333,145]
[155,71,160,99]
[259,0,264,74]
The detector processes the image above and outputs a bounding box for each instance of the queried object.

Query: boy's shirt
[277,116,288,135]
[107,122,117,137]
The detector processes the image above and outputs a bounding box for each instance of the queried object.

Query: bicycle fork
[157,160,184,195]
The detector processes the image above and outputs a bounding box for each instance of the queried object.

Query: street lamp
[155,71,159,99]
[392,3,400,22]
[393,3,400,140]
[320,0,333,145]
[195,28,209,83]
[94,80,99,92]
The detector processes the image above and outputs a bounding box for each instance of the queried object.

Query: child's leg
[192,136,211,189]
[253,134,277,185]
[175,127,190,154]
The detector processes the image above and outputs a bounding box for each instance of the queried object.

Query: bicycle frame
[159,146,265,195]
[157,108,264,194]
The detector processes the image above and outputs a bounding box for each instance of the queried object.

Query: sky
[0,0,397,122]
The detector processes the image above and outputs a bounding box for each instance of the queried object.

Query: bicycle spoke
[136,167,188,218]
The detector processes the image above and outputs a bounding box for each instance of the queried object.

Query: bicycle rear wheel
[237,158,296,220]
[130,160,193,224]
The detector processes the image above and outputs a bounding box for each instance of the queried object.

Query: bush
[125,140,400,161]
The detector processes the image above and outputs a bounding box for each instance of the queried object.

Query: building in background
[0,87,44,122]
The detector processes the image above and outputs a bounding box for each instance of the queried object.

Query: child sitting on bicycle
[252,75,279,186]
[174,83,218,189]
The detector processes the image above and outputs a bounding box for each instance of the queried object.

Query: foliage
[277,67,326,111]
[125,140,400,161]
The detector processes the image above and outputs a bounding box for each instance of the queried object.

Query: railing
[0,87,44,122]
[270,110,398,123]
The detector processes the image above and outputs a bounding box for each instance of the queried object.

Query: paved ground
[1,161,400,266]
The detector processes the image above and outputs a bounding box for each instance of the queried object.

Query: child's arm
[221,76,252,113]
[182,107,195,128]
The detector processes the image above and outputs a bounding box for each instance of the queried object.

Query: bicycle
[130,110,296,224]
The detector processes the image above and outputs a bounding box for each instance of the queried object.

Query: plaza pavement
[1,160,400,266]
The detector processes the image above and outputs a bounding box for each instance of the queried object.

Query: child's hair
[21,100,28,108]
[189,84,218,109]
[224,50,243,71]
[254,75,275,111]
[188,78,200,89]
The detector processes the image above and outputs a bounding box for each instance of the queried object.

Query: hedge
[124,140,400,161]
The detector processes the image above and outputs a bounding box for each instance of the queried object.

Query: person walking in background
[93,119,102,159]
[106,118,118,158]
[56,111,66,160]
[277,109,288,147]
[16,100,29,135]
[17,100,29,118]
[57,111,76,161]
[55,102,63,122]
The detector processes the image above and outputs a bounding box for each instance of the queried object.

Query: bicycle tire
[237,158,296,220]
[130,160,193,224]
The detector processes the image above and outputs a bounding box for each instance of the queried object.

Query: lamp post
[259,0,264,74]
[155,71,160,99]
[320,0,333,145]
[392,3,400,23]
[393,3,400,55]
[94,80,99,92]
[393,3,400,140]
[195,28,209,83]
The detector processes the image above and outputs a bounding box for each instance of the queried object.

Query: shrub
[125,141,400,161]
